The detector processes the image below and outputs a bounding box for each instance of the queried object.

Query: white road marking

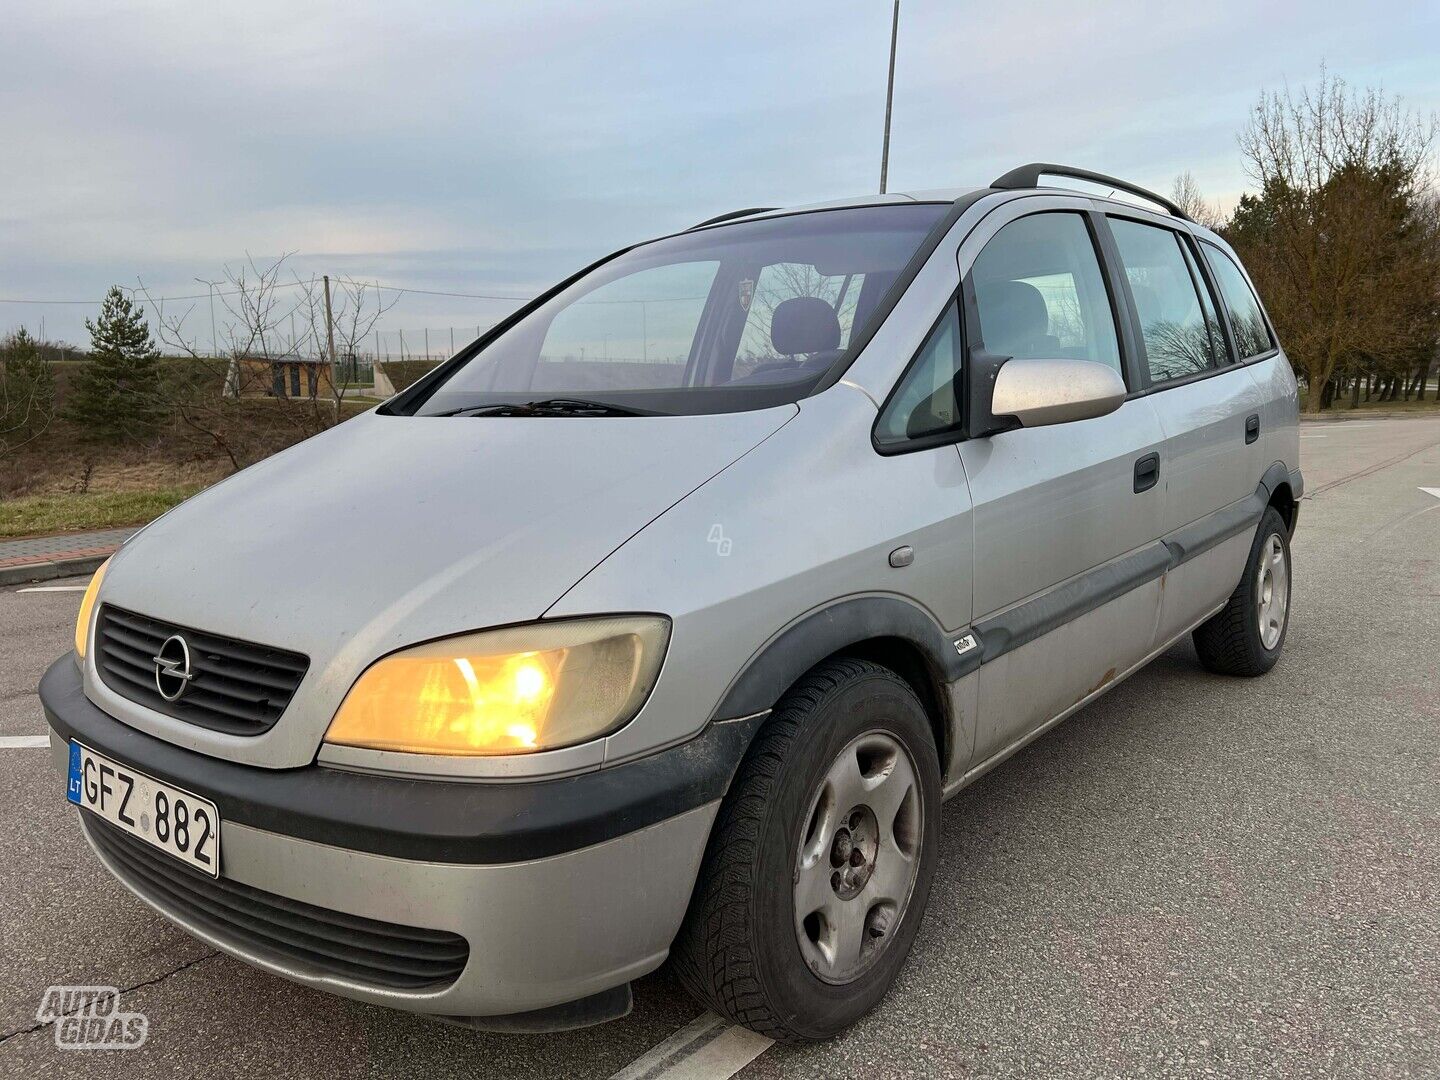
[0,735,50,749]
[1421,487,1440,500]
[16,585,88,593]
[609,1012,773,1080]
[1300,435,1327,439]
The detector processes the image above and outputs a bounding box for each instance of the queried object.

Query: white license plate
[67,742,221,877]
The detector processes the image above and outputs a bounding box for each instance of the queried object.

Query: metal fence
[370,326,501,365]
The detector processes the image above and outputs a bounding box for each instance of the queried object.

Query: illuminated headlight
[74,557,111,659]
[323,616,670,756]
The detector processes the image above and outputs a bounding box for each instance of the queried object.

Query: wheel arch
[710,596,967,781]
[1259,460,1302,535]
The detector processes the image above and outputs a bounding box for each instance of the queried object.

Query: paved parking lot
[2,415,1437,1079]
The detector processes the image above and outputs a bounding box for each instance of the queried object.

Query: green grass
[0,487,205,539]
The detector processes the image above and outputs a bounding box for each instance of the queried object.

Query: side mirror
[990,358,1127,429]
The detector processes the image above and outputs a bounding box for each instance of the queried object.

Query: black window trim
[1198,239,1280,364]
[1175,230,1233,367]
[1086,209,1145,392]
[811,190,994,395]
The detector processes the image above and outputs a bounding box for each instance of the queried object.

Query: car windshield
[404,204,950,416]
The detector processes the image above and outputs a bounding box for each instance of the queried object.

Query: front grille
[95,606,308,736]
[85,817,469,991]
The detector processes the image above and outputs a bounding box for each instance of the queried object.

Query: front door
[955,201,1167,766]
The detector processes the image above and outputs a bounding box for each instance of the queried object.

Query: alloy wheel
[792,730,922,985]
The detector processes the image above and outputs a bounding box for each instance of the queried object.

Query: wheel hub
[1255,533,1289,651]
[828,806,878,900]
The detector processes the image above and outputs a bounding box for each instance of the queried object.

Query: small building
[229,355,336,400]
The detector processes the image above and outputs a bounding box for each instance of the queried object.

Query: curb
[0,554,110,587]
[1300,410,1438,422]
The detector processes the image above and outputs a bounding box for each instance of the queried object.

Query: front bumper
[40,658,749,1018]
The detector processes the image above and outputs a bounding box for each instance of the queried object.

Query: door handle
[1245,413,1260,444]
[1133,452,1160,493]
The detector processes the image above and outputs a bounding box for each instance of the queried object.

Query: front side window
[403,204,949,416]
[1110,218,1226,383]
[968,212,1122,373]
[1202,243,1275,360]
[875,306,961,447]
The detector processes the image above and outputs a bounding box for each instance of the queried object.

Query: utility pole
[204,280,219,357]
[322,274,338,386]
[879,0,900,194]
[199,277,237,398]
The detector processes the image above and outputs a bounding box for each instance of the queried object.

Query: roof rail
[990,163,1192,222]
[690,207,778,230]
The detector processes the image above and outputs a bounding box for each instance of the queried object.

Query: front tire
[672,658,941,1042]
[1193,505,1292,676]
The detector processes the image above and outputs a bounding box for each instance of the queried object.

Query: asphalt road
[2,415,1437,1079]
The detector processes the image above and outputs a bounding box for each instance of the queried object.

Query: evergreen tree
[0,327,56,447]
[66,286,167,440]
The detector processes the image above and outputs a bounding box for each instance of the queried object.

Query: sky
[3,0,1438,351]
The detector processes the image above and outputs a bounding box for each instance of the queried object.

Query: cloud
[2,0,1437,342]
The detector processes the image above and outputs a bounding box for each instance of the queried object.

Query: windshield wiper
[435,397,654,418]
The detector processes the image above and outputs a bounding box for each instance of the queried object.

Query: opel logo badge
[152,634,196,702]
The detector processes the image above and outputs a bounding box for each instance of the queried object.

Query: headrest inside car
[771,296,841,355]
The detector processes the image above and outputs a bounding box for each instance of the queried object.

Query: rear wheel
[672,658,941,1041]
[1193,505,1291,676]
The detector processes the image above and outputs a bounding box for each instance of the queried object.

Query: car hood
[93,406,794,767]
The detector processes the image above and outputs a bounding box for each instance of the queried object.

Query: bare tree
[1169,172,1225,231]
[140,255,397,472]
[293,274,397,404]
[1230,70,1440,412]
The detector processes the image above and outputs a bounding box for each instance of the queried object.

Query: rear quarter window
[1202,243,1275,360]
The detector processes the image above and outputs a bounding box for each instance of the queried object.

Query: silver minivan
[43,164,1301,1041]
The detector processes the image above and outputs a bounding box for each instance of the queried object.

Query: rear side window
[968,212,1121,373]
[1110,218,1226,383]
[1202,243,1275,360]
